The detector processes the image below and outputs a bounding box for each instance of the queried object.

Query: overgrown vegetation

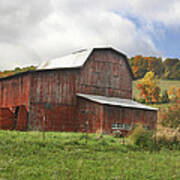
[129,124,180,151]
[0,131,179,179]
[128,125,155,150]
[159,104,180,129]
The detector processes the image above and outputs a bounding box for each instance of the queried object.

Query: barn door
[15,106,28,130]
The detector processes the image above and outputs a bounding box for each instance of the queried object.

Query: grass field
[133,79,180,108]
[0,131,180,179]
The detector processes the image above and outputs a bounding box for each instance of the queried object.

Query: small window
[118,124,124,130]
[112,124,117,129]
[112,123,131,130]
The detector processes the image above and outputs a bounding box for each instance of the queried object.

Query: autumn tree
[137,71,161,103]
[129,55,164,79]
[146,57,164,78]
[168,86,180,102]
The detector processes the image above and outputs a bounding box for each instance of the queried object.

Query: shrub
[128,125,155,150]
[161,90,169,103]
[159,104,180,129]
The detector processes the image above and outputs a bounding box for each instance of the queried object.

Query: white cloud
[0,43,40,70]
[22,2,160,63]
[1,0,180,70]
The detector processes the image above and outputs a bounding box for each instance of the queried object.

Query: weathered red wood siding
[16,105,28,131]
[0,108,14,130]
[76,97,103,133]
[77,49,132,99]
[76,97,157,134]
[0,74,30,109]
[0,74,30,130]
[103,105,157,134]
[29,70,77,131]
[0,48,157,132]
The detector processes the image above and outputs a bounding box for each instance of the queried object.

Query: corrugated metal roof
[37,48,93,70]
[77,93,158,111]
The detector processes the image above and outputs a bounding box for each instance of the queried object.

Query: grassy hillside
[0,131,179,179]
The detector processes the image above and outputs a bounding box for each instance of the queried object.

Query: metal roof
[77,93,158,111]
[37,48,93,70]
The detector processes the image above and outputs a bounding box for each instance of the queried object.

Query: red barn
[0,47,158,134]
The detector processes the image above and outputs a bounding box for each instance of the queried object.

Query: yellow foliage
[138,71,160,103]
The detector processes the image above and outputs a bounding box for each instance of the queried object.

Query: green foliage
[170,62,180,80]
[161,90,169,103]
[129,125,155,150]
[163,58,180,80]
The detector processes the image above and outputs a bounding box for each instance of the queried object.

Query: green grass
[0,131,180,179]
[133,79,180,108]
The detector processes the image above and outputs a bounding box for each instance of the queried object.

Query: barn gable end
[76,48,133,99]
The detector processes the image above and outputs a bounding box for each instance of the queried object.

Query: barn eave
[77,93,158,111]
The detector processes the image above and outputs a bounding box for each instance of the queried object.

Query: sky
[0,0,180,70]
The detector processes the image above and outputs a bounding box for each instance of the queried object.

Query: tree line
[0,66,36,78]
[129,55,180,80]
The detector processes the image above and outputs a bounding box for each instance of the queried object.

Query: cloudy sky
[0,0,180,70]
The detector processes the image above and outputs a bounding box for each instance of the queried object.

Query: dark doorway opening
[14,106,20,129]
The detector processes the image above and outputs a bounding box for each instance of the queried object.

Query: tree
[131,55,148,79]
[168,86,180,102]
[137,71,161,103]
[129,55,164,79]
[163,58,179,79]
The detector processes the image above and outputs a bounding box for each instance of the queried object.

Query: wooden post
[42,113,46,140]
[85,118,89,145]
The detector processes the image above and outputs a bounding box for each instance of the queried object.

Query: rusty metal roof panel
[37,48,93,70]
[77,93,158,111]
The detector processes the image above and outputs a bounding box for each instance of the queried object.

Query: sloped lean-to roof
[77,93,158,111]
[37,47,134,79]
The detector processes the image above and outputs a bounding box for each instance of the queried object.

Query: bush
[129,125,155,150]
[159,104,180,129]
[161,90,169,103]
